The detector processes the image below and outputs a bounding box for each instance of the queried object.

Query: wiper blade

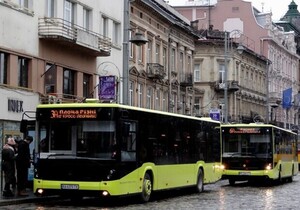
[46,153,72,159]
[230,153,241,157]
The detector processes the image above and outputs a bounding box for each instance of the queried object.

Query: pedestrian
[16,135,33,196]
[2,137,17,197]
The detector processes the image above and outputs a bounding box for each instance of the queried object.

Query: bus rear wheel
[140,173,152,202]
[195,169,204,193]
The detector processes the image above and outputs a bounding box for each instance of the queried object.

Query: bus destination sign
[50,109,97,119]
[229,128,261,134]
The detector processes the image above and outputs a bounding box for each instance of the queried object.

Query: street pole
[224,31,228,123]
[123,0,130,105]
[266,61,269,123]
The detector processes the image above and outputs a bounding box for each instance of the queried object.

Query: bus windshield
[222,127,272,158]
[39,119,116,160]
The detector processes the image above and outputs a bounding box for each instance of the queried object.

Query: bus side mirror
[20,119,28,133]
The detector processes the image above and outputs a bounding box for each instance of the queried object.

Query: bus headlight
[102,191,110,196]
[265,163,272,170]
[37,188,44,195]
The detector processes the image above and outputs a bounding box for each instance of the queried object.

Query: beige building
[194,30,268,122]
[129,0,199,115]
[0,0,123,155]
[174,0,300,126]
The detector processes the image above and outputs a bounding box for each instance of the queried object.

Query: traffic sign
[209,109,220,121]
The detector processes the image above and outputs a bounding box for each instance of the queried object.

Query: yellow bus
[23,101,223,202]
[221,123,298,185]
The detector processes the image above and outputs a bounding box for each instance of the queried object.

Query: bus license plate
[239,172,251,175]
[61,184,79,190]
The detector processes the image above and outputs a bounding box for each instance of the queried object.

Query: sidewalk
[0,189,58,206]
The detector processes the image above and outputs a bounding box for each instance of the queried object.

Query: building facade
[0,0,124,156]
[129,0,199,115]
[193,30,268,123]
[174,0,300,126]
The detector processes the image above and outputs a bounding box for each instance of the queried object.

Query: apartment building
[194,30,268,122]
[0,0,120,144]
[129,0,199,115]
[174,0,300,126]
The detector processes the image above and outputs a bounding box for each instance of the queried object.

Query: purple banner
[99,76,116,100]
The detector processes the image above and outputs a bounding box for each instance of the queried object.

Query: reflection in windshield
[39,120,116,160]
[223,131,271,158]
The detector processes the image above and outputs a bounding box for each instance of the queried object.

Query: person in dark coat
[16,135,33,196]
[2,138,17,197]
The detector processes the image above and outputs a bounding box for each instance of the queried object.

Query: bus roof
[37,101,220,124]
[220,123,297,134]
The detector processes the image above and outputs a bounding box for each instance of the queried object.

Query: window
[83,8,90,30]
[63,68,75,97]
[83,74,91,98]
[0,52,8,84]
[194,64,200,82]
[102,16,108,37]
[155,89,160,110]
[163,47,167,68]
[147,39,152,63]
[146,87,153,109]
[44,63,56,94]
[137,83,143,107]
[179,52,184,80]
[113,21,121,45]
[129,81,134,106]
[18,57,29,88]
[129,31,134,58]
[162,91,168,112]
[19,0,29,8]
[171,48,175,72]
[187,56,191,73]
[219,63,225,83]
[138,45,144,63]
[64,0,74,26]
[194,97,201,116]
[47,0,55,17]
[121,121,137,162]
[156,44,160,63]
[171,93,176,113]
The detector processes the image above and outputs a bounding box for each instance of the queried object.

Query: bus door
[120,120,137,162]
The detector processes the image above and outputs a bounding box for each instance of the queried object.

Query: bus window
[121,121,137,161]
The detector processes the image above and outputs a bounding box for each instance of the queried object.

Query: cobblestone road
[3,175,300,210]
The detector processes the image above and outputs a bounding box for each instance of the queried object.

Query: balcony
[180,73,193,87]
[147,63,166,79]
[40,93,85,104]
[38,17,111,56]
[214,80,239,92]
[269,92,282,107]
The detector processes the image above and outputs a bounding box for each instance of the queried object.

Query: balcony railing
[40,93,85,104]
[180,73,193,87]
[214,80,239,92]
[38,17,111,56]
[269,92,282,106]
[147,63,166,79]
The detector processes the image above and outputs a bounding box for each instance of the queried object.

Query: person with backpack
[2,138,17,197]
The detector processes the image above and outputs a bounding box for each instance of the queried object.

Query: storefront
[0,87,39,190]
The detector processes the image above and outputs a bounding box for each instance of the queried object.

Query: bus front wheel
[195,169,204,193]
[140,173,152,202]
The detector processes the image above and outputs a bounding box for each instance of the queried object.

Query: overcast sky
[167,0,299,21]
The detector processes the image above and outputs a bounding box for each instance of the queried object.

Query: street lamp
[224,30,244,123]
